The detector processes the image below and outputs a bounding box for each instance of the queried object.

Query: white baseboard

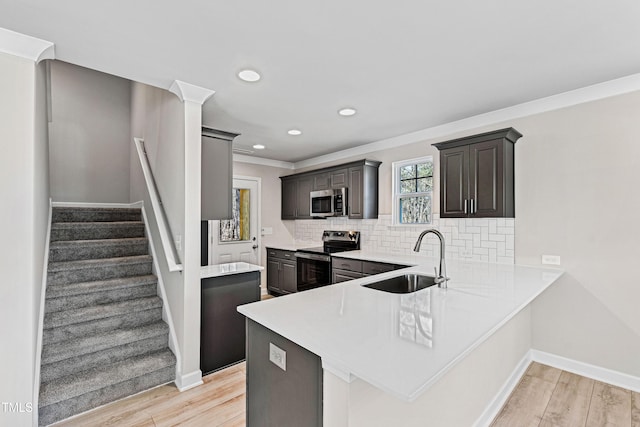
[176,370,203,392]
[473,351,533,427]
[531,349,640,393]
[51,201,142,208]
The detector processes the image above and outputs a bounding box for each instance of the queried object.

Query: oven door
[295,252,332,291]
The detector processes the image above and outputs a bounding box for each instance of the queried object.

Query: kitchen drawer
[267,248,295,260]
[362,261,400,275]
[332,269,363,284]
[332,258,362,273]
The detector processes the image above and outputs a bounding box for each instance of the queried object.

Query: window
[392,156,433,225]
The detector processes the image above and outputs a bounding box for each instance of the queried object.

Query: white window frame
[392,155,433,226]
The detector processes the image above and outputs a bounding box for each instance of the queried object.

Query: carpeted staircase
[39,207,176,426]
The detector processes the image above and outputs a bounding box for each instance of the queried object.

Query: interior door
[207,177,261,265]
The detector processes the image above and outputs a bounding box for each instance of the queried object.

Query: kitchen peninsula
[238,254,563,427]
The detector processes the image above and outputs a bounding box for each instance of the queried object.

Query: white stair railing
[133,137,183,272]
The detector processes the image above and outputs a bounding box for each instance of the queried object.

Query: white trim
[139,202,182,384]
[391,156,434,226]
[51,201,141,208]
[133,137,183,272]
[473,350,533,427]
[32,198,53,427]
[168,80,215,105]
[293,72,640,170]
[531,349,640,393]
[0,27,55,62]
[175,369,203,392]
[233,153,295,170]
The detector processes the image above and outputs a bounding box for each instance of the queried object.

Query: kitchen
[1,2,640,426]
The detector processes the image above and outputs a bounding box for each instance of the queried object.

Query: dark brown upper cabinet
[280,160,381,220]
[201,127,239,220]
[433,128,522,218]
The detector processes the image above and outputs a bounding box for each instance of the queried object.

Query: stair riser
[51,225,145,242]
[47,262,152,286]
[41,334,169,383]
[49,241,149,262]
[45,284,157,313]
[39,365,174,426]
[52,209,141,223]
[43,308,162,345]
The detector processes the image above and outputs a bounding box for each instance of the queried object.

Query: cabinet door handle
[470,198,476,214]
[464,199,468,214]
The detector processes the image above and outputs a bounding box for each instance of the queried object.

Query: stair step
[38,349,175,426]
[49,237,149,262]
[43,306,162,345]
[45,279,157,313]
[52,207,142,223]
[46,274,157,299]
[42,321,169,365]
[41,334,169,383]
[47,255,152,286]
[51,221,145,242]
[44,296,163,330]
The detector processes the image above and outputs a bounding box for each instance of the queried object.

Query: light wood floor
[492,362,640,427]
[53,362,246,427]
[53,361,639,426]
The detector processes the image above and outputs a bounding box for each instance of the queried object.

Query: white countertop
[238,256,563,402]
[201,262,264,279]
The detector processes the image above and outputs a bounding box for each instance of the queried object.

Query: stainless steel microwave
[310,188,347,217]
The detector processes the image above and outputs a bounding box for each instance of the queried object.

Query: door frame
[233,175,262,266]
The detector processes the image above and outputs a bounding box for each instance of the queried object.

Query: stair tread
[48,255,152,273]
[42,322,169,365]
[47,275,157,298]
[51,221,144,227]
[44,296,163,329]
[39,349,175,408]
[50,237,148,248]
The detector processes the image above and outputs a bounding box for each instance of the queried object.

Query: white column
[169,81,215,390]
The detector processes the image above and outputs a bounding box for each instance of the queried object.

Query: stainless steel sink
[362,273,437,294]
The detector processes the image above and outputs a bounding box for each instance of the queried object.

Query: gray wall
[49,60,131,203]
[129,81,189,377]
[0,53,50,427]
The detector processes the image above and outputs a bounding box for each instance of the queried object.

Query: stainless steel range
[295,230,360,291]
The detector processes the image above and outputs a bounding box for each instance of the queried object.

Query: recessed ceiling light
[338,107,357,117]
[287,129,302,136]
[252,144,265,150]
[238,69,261,82]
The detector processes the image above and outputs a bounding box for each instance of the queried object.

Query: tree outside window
[393,157,433,225]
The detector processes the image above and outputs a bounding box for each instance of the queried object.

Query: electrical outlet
[460,248,473,258]
[541,254,561,265]
[174,235,182,251]
[269,343,286,371]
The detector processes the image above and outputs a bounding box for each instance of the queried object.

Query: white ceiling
[2,1,640,162]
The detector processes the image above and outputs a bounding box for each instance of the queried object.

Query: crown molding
[169,80,215,105]
[233,154,295,170]
[0,27,55,63]
[294,72,640,170]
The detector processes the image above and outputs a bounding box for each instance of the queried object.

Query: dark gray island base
[200,271,260,375]
[246,319,322,427]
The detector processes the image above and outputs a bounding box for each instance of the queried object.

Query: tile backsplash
[294,214,514,264]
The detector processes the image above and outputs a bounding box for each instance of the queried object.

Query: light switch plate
[269,343,286,371]
[541,254,561,265]
[262,227,273,235]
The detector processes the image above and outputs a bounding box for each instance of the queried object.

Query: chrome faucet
[413,229,449,288]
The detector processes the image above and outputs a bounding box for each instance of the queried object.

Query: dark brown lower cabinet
[331,257,408,284]
[246,319,322,427]
[266,248,297,295]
